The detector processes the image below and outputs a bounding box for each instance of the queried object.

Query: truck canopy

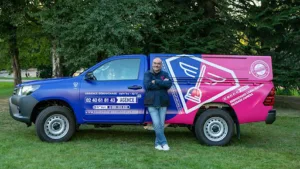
[149,54,273,83]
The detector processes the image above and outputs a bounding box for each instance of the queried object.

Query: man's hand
[164,78,169,81]
[152,80,155,84]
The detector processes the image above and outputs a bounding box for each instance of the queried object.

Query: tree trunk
[8,25,22,86]
[97,51,105,62]
[203,0,217,18]
[51,38,62,77]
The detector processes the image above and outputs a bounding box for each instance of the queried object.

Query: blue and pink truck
[9,54,276,146]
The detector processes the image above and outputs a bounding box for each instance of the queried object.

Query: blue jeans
[148,107,168,146]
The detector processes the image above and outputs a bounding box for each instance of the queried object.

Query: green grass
[0,96,300,169]
[0,82,14,98]
[0,83,299,168]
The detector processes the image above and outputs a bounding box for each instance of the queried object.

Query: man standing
[143,57,172,151]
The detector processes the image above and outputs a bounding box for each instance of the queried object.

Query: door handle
[128,85,142,90]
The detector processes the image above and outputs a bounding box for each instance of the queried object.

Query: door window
[93,59,140,80]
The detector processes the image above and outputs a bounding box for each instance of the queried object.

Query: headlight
[17,85,40,96]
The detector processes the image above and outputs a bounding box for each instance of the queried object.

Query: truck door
[80,55,147,123]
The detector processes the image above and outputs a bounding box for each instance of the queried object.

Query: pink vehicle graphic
[184,65,206,104]
[152,54,276,145]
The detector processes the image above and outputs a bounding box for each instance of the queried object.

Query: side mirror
[85,72,96,81]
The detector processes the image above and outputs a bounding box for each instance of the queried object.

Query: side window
[93,59,140,80]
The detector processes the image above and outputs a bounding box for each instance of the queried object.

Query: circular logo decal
[250,60,270,79]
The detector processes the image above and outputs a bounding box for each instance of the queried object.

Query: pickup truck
[9,53,276,146]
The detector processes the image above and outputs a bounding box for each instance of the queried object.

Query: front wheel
[35,106,75,142]
[195,109,234,146]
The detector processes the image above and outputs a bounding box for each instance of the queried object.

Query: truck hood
[18,77,76,87]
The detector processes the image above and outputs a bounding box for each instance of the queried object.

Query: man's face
[152,58,162,73]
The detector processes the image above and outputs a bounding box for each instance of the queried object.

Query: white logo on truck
[184,65,206,103]
[73,82,78,88]
[250,60,270,79]
[179,62,198,78]
[166,56,240,114]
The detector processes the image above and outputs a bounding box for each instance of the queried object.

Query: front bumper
[9,95,38,125]
[265,109,276,124]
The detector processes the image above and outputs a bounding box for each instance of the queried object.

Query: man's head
[152,57,162,73]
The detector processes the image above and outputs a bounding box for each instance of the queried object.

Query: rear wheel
[35,106,75,142]
[195,109,234,146]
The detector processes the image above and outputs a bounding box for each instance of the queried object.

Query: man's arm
[155,73,172,90]
[143,72,160,90]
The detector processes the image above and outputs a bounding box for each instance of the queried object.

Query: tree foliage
[144,0,237,54]
[231,0,300,89]
[0,0,51,84]
[37,0,159,73]
[0,0,299,89]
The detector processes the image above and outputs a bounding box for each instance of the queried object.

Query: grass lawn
[1,83,299,168]
[0,94,300,169]
[0,82,14,98]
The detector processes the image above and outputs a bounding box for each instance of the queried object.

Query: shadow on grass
[70,125,255,147]
[72,126,195,142]
[15,123,279,147]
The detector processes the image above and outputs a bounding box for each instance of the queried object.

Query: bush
[276,87,299,96]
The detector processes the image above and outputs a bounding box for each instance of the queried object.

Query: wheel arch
[31,99,75,123]
[193,102,239,125]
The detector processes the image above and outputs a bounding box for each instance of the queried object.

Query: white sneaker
[155,145,163,150]
[143,125,154,130]
[162,144,170,151]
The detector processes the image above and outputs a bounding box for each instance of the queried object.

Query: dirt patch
[0,99,8,112]
[275,96,300,110]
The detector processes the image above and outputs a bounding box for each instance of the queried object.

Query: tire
[195,109,234,146]
[35,106,75,142]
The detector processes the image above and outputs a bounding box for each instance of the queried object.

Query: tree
[0,0,26,85]
[37,0,159,74]
[18,25,51,71]
[35,0,63,77]
[231,0,300,89]
[142,0,237,54]
[0,0,51,84]
[0,38,10,71]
